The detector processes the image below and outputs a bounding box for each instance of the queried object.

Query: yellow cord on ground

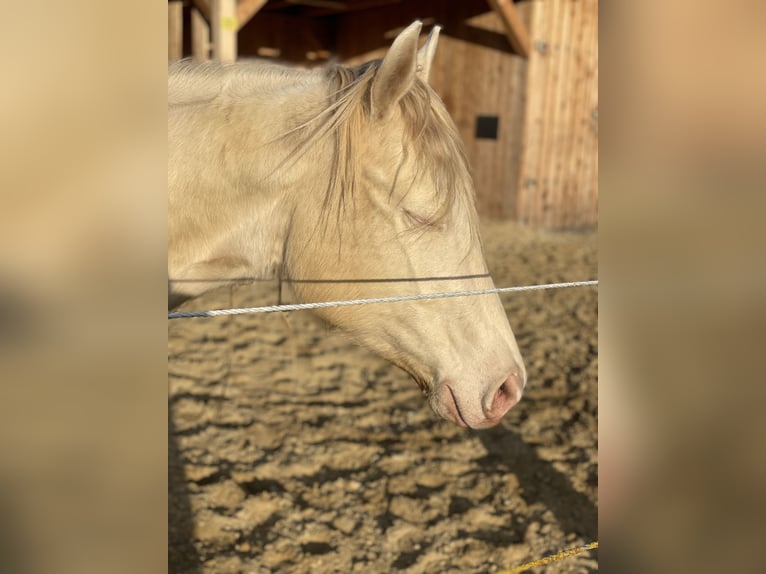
[497,541,598,574]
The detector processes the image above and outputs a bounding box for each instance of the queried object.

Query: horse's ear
[416,25,441,83]
[370,21,422,119]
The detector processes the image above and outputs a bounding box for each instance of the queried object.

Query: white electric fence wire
[168,280,598,319]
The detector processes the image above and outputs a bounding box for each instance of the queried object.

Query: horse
[168,21,526,429]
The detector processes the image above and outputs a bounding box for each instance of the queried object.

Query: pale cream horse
[168,21,526,429]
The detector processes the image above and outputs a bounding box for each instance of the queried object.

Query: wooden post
[191,7,211,62]
[168,1,183,61]
[212,0,238,63]
[487,0,531,58]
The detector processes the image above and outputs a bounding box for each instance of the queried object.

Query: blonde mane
[282,60,477,229]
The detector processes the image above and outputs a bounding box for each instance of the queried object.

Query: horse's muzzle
[439,371,524,429]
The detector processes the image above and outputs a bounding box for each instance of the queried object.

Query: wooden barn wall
[335,0,530,220]
[431,10,530,220]
[519,0,599,229]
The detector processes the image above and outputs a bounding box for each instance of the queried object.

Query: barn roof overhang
[175,0,530,58]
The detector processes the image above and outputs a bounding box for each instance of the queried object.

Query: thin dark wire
[287,273,491,284]
[168,273,492,284]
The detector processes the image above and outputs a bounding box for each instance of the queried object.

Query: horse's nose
[483,371,525,422]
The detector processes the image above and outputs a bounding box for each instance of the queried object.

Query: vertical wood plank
[192,7,211,62]
[561,0,584,228]
[537,0,556,226]
[546,0,571,228]
[168,1,183,61]
[578,0,599,226]
[212,0,238,62]
[519,0,598,228]
[518,0,543,223]
[502,0,532,220]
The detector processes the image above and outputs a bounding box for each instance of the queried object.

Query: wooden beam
[237,0,268,30]
[237,0,267,29]
[487,0,531,58]
[212,0,238,62]
[190,0,211,22]
[168,1,183,61]
[191,6,211,62]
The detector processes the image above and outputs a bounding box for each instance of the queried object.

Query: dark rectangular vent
[475,115,499,140]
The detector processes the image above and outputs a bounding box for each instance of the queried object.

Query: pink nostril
[485,375,523,420]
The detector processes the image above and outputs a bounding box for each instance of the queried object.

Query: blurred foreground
[2,1,766,573]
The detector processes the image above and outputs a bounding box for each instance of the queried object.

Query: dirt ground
[168,219,598,573]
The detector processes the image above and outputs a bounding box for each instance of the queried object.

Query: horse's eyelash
[402,208,439,229]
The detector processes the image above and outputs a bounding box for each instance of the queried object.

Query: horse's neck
[168,65,331,304]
